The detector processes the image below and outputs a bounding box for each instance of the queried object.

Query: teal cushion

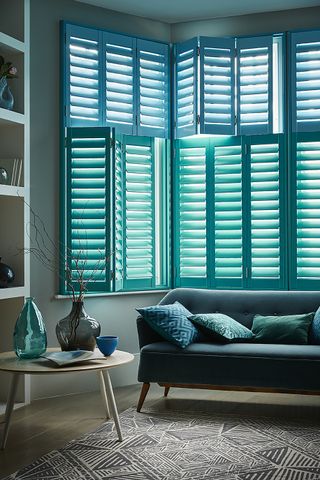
[310,307,320,344]
[136,302,201,348]
[189,313,254,343]
[252,313,314,344]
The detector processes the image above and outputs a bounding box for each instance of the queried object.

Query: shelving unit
[0,0,30,408]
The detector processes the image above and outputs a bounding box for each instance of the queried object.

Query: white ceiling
[76,0,320,23]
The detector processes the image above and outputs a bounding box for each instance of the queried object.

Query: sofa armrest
[136,316,163,349]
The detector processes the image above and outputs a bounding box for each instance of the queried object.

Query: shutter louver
[137,39,169,138]
[66,128,110,292]
[104,32,135,134]
[66,25,102,127]
[122,137,155,289]
[293,135,320,288]
[213,139,243,287]
[249,136,284,288]
[291,31,320,132]
[200,37,235,135]
[237,36,273,135]
[175,38,198,138]
[174,140,208,287]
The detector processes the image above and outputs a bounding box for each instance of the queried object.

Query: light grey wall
[172,5,320,41]
[29,0,170,400]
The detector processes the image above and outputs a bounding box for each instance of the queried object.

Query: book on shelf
[41,350,103,367]
[0,158,23,187]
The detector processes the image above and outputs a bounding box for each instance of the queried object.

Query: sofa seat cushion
[138,342,320,391]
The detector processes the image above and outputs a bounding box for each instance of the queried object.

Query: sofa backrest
[160,288,320,329]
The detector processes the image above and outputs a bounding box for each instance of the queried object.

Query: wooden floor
[1,383,320,478]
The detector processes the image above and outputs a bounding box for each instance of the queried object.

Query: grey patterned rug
[4,406,320,479]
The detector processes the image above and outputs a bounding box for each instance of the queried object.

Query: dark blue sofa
[136,288,320,411]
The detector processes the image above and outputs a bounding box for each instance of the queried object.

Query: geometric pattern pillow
[136,301,201,348]
[189,313,255,343]
[310,306,320,344]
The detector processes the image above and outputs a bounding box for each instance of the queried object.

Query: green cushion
[252,313,314,344]
[189,313,255,343]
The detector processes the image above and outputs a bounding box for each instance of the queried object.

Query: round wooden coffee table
[0,348,134,449]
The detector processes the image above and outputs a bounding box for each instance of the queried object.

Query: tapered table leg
[98,370,110,419]
[103,370,122,441]
[1,373,20,450]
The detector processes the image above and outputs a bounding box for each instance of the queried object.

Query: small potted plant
[0,55,18,110]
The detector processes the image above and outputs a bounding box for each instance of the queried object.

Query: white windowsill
[54,289,170,300]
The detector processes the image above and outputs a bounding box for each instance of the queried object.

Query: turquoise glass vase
[14,297,47,359]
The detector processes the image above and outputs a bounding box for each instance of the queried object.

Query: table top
[0,348,134,374]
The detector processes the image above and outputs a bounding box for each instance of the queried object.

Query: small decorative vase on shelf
[0,77,14,110]
[56,301,101,351]
[0,257,15,288]
[14,297,47,359]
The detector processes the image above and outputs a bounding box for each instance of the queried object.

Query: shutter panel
[237,36,273,135]
[199,37,235,135]
[291,30,320,132]
[122,137,156,290]
[137,39,169,138]
[175,38,198,138]
[247,135,285,289]
[291,133,320,289]
[174,139,209,287]
[65,127,110,292]
[212,138,243,288]
[104,32,135,134]
[65,24,102,127]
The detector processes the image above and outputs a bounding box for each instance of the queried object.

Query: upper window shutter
[246,135,285,289]
[290,133,320,289]
[199,37,235,135]
[173,138,209,287]
[237,36,273,135]
[291,30,320,133]
[136,39,169,138]
[64,127,111,293]
[212,137,243,288]
[175,38,198,139]
[65,24,102,127]
[104,32,136,135]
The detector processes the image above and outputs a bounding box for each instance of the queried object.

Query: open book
[41,350,102,367]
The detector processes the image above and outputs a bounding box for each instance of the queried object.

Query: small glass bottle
[14,297,47,359]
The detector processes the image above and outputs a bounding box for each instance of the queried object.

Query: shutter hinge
[110,270,114,281]
[245,267,249,279]
[110,137,115,149]
[64,137,67,148]
[244,143,249,156]
[234,114,237,126]
[135,114,138,126]
[197,46,200,56]
[197,114,200,125]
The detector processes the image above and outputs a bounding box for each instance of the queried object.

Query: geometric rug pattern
[4,407,320,480]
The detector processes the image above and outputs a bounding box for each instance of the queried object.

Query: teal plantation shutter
[247,135,285,289]
[199,37,235,135]
[175,38,198,138]
[290,133,320,289]
[237,36,273,135]
[174,138,209,287]
[212,137,243,288]
[115,136,156,290]
[137,39,169,138]
[65,24,102,127]
[291,30,320,132]
[65,127,111,293]
[104,32,135,134]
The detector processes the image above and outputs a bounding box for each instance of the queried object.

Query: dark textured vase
[0,77,14,110]
[0,257,15,288]
[14,297,47,359]
[56,301,101,351]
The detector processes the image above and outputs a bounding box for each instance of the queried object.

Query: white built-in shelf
[0,108,24,126]
[0,32,25,54]
[0,286,26,301]
[0,185,24,197]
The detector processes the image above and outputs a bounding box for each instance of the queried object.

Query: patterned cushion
[136,302,201,348]
[189,313,254,343]
[310,307,320,344]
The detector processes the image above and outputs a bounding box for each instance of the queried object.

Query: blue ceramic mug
[96,335,118,356]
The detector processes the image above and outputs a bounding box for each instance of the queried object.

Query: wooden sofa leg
[164,386,170,397]
[137,383,150,412]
